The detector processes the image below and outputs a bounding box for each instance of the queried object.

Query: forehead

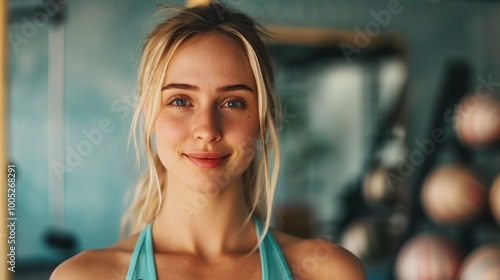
[164,33,255,86]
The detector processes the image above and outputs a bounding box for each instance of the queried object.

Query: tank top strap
[253,217,294,280]
[125,224,158,280]
[126,219,293,279]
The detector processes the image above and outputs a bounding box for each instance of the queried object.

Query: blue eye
[223,98,246,109]
[227,100,241,108]
[169,98,190,107]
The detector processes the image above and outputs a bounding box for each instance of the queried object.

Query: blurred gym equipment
[458,244,500,280]
[1,0,9,279]
[340,218,393,264]
[490,174,500,226]
[421,164,487,225]
[275,202,314,239]
[8,1,78,263]
[363,166,409,207]
[455,94,500,146]
[395,233,463,280]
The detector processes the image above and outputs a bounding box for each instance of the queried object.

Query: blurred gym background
[2,0,500,279]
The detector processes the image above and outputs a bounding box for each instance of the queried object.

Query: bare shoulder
[272,230,366,280]
[50,234,139,280]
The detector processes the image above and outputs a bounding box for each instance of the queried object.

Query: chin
[180,171,239,194]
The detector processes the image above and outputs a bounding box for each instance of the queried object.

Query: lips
[184,152,230,169]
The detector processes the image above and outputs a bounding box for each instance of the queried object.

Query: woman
[51,3,365,279]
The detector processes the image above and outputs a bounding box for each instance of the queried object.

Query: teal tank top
[125,217,294,280]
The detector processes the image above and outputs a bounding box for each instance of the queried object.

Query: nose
[193,106,222,143]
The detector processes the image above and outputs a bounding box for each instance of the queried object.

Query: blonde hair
[121,3,282,241]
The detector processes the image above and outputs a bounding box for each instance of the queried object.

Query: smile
[184,153,230,169]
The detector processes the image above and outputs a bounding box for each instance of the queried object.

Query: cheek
[228,113,260,144]
[154,112,187,151]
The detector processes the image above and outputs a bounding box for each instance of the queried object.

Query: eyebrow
[162,83,255,93]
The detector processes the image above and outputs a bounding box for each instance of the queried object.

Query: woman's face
[155,33,260,194]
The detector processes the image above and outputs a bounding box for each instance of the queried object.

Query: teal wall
[8,0,500,267]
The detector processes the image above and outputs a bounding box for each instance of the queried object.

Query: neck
[152,176,257,259]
